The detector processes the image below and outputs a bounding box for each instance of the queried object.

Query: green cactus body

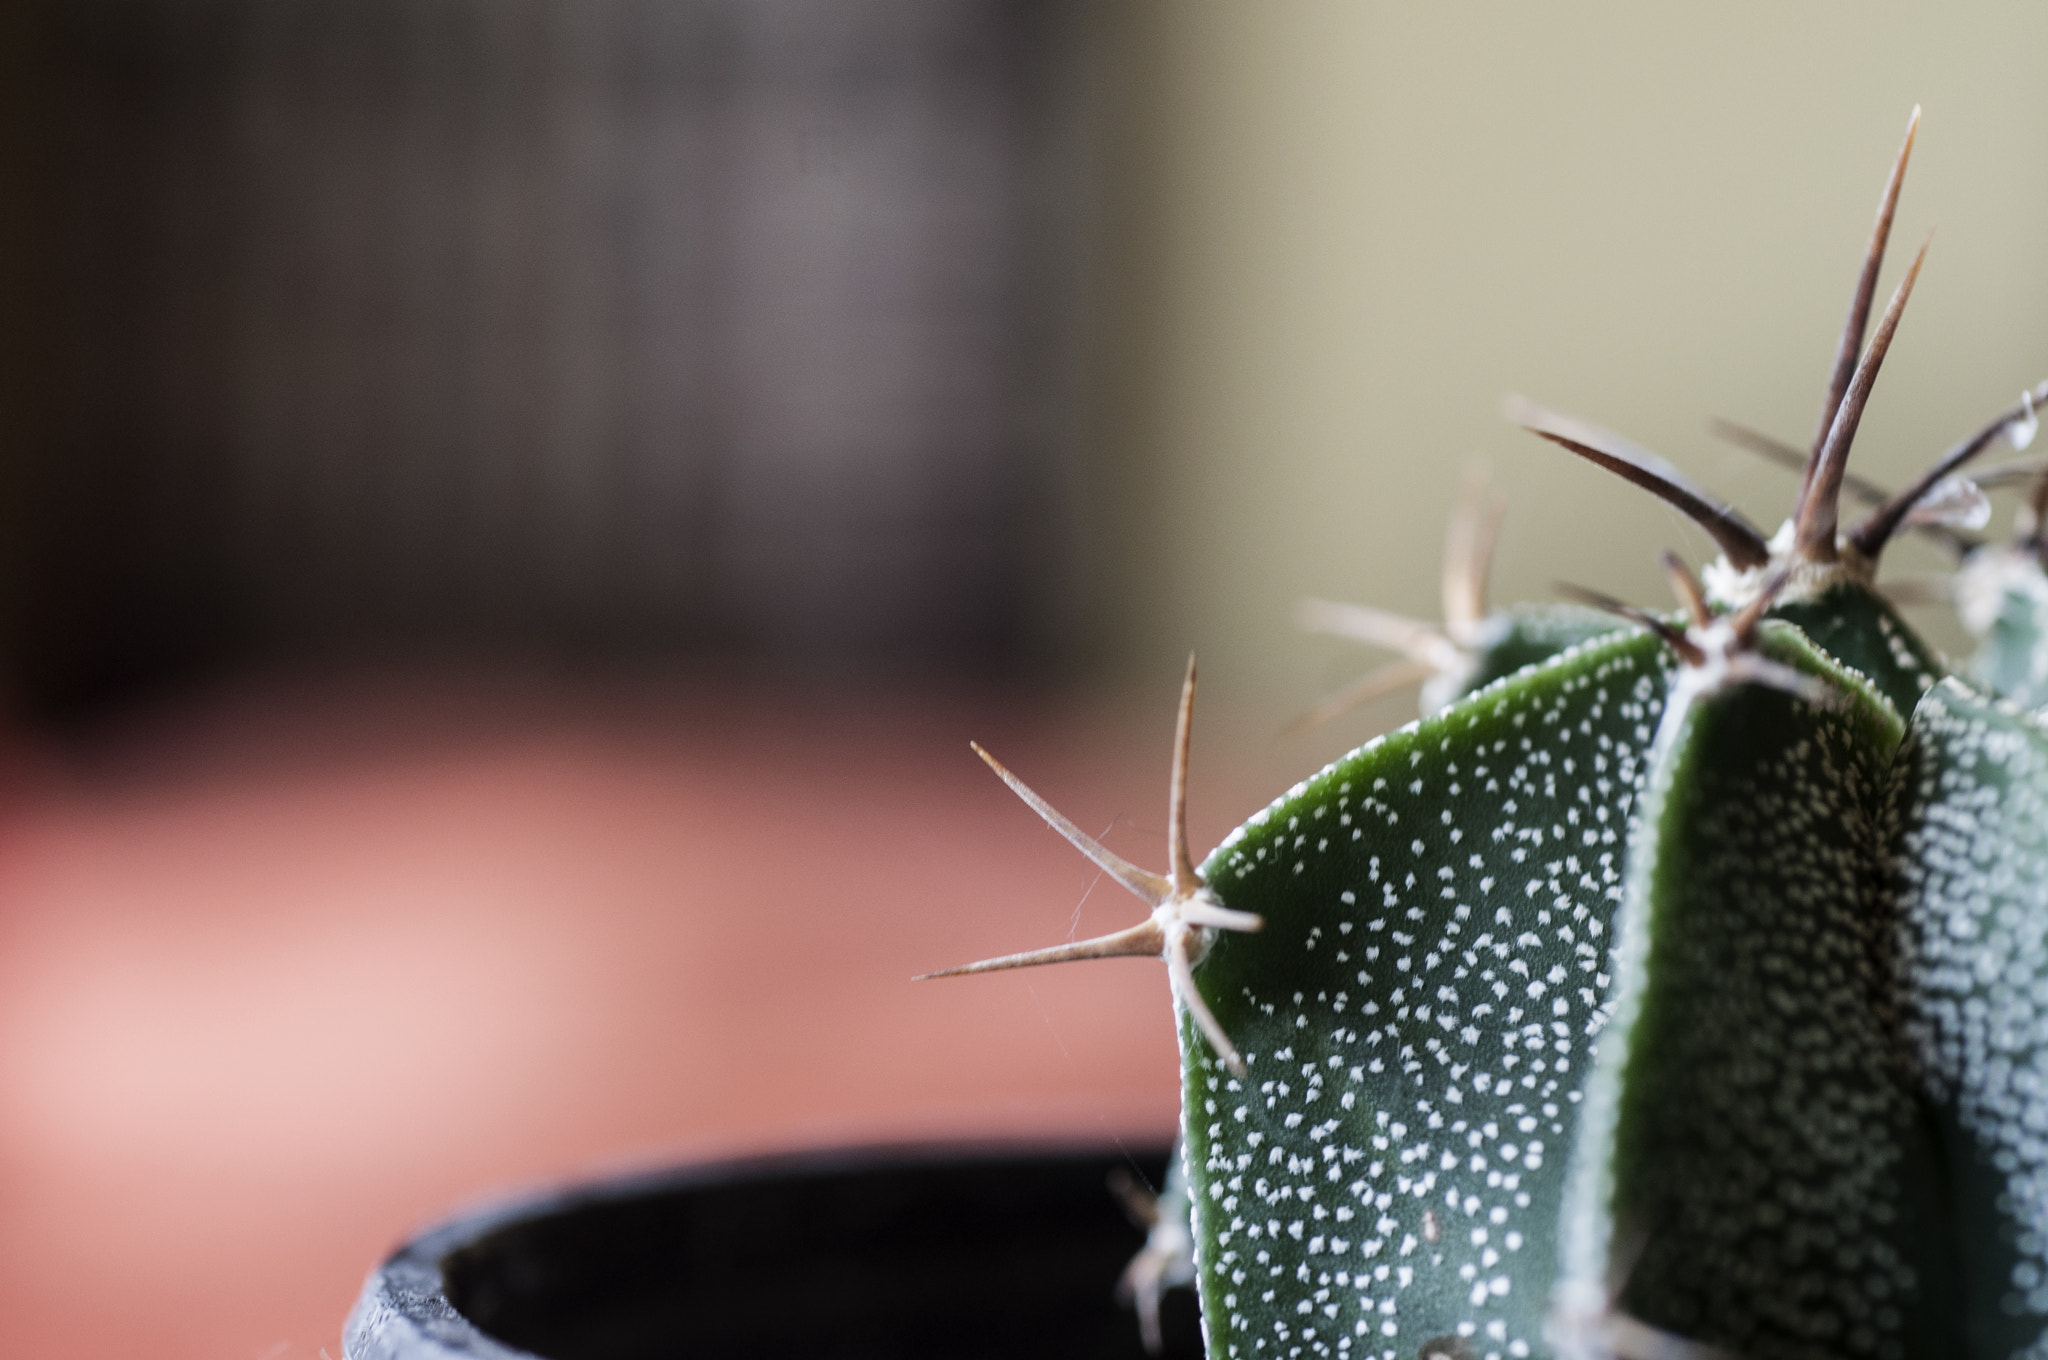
[1294,471,1627,731]
[932,109,2048,1360]
[1770,581,1943,717]
[1458,607,1627,700]
[1181,628,1673,1356]
[1556,624,1961,1359]
[1890,679,2048,1355]
[1957,545,2048,708]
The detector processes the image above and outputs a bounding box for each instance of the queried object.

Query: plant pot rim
[343,1137,1175,1360]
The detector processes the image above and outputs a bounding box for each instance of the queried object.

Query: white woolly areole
[1700,519,1874,611]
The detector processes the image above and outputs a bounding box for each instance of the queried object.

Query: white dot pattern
[1182,629,1672,1360]
[1773,585,1938,718]
[1893,677,2048,1357]
[1571,655,1949,1360]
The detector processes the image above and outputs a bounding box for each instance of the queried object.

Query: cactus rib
[1183,626,1675,1355]
[1296,464,1625,729]
[926,105,2048,1360]
[1558,621,1961,1359]
[1890,679,2048,1354]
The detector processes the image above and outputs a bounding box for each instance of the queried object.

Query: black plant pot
[345,1143,1204,1360]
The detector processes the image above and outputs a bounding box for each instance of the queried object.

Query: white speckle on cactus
[1894,679,2048,1337]
[1185,630,1674,1352]
[1558,625,1928,1358]
[1701,518,1877,613]
[929,111,2048,1360]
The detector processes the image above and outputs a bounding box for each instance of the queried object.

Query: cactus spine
[927,108,2048,1360]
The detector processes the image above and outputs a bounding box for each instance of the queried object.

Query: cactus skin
[1181,629,1673,1356]
[1558,625,1962,1359]
[1890,680,2048,1355]
[931,110,2048,1360]
[1769,583,1942,718]
[1296,598,1623,731]
[1952,450,2048,707]
[1296,466,1628,732]
[1459,608,1631,700]
[1959,551,2048,707]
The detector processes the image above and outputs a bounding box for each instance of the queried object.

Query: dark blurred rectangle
[9,0,1079,713]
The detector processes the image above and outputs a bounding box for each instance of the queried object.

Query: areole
[345,108,2048,1360]
[923,106,2048,1359]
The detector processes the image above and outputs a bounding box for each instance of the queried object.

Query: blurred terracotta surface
[0,671,1323,1360]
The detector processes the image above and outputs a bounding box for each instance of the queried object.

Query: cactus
[1292,464,1620,728]
[1954,432,2048,708]
[925,108,2048,1359]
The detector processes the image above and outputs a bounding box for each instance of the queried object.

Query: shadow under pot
[344,1142,1203,1360]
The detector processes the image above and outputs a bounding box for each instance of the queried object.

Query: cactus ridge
[1558,623,1961,1359]
[1890,680,2048,1353]
[1184,626,1676,1357]
[1295,465,1625,731]
[932,108,2048,1360]
[1956,457,2048,707]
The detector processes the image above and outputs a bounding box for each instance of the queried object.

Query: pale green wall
[1076,2,2048,741]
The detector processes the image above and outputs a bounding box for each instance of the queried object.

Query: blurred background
[0,3,2044,1356]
